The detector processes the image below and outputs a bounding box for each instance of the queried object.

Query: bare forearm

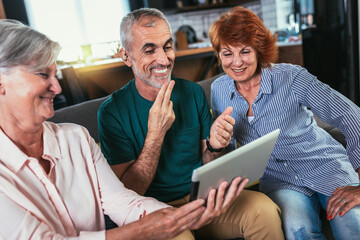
[121,133,164,195]
[120,81,175,195]
[201,139,223,164]
[202,148,223,164]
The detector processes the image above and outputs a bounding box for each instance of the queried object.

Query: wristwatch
[206,136,224,153]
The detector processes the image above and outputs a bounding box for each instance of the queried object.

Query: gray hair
[120,8,171,50]
[0,19,60,73]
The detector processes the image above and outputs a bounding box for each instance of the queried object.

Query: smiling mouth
[233,68,246,73]
[153,68,168,74]
[40,97,54,103]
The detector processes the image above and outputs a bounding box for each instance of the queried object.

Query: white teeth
[41,97,53,102]
[233,68,245,73]
[153,68,167,73]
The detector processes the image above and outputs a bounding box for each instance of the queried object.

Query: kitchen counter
[276,40,302,47]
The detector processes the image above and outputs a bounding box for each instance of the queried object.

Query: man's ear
[0,76,4,95]
[120,48,132,67]
[0,72,7,95]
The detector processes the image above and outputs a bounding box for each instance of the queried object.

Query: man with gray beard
[98,8,283,240]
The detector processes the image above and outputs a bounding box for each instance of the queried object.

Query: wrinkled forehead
[129,18,172,49]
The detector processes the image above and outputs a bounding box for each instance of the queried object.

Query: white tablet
[189,129,280,201]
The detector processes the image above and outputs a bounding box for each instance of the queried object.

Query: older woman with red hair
[209,6,360,240]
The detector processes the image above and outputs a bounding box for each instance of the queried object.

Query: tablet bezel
[189,129,280,201]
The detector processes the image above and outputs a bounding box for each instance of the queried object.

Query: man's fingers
[163,80,175,104]
[148,80,176,134]
[153,81,169,106]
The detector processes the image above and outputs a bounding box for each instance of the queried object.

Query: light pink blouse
[0,122,168,239]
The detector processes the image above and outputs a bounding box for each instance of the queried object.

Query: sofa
[49,73,339,239]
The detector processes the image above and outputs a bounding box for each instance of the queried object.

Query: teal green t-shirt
[98,77,212,202]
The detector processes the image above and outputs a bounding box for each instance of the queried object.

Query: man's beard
[141,73,171,89]
[133,63,173,89]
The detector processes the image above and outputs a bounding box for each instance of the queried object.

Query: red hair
[209,6,278,70]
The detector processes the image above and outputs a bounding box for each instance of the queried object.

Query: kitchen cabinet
[277,42,303,66]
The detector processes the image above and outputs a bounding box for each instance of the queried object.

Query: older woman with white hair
[0,20,244,240]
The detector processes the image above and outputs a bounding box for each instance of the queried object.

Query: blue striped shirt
[211,63,360,196]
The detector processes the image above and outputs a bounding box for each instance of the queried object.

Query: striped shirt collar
[227,67,274,100]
